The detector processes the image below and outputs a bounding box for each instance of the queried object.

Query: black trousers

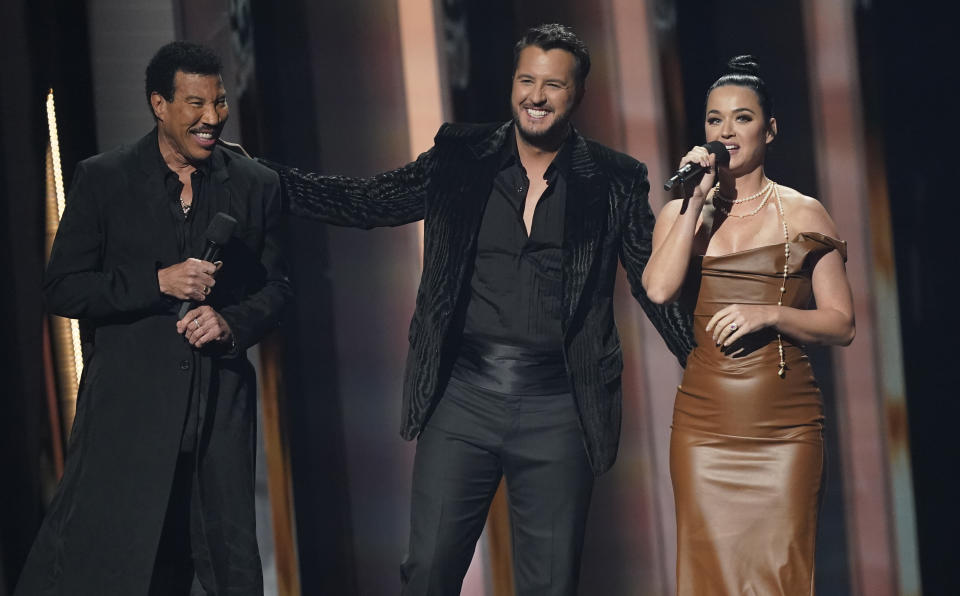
[401,375,594,595]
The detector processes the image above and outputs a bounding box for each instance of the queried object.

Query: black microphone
[663,141,730,191]
[177,212,237,320]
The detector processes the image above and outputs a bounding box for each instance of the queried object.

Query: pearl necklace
[713,179,774,204]
[773,183,789,377]
[713,181,775,218]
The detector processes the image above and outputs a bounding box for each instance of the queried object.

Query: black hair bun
[727,55,760,77]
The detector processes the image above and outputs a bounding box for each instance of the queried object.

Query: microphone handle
[664,162,705,191]
[176,242,220,320]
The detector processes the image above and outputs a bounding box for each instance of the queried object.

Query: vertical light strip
[397,0,447,158]
[46,91,66,217]
[258,337,302,596]
[608,0,681,593]
[803,2,921,595]
[397,0,448,263]
[45,89,83,434]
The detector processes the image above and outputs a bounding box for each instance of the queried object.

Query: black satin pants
[401,338,594,596]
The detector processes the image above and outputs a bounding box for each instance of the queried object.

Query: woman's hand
[678,145,718,209]
[705,304,778,347]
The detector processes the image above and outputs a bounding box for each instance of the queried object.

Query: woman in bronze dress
[642,56,855,595]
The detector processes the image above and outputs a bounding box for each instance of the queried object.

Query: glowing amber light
[45,89,82,432]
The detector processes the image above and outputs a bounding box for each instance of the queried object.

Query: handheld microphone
[177,212,237,320]
[663,141,730,191]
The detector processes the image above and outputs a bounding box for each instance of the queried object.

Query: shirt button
[179,359,191,370]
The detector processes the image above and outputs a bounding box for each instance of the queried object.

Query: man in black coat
[265,24,692,595]
[15,42,291,595]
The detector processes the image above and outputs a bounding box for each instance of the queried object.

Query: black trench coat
[15,130,291,596]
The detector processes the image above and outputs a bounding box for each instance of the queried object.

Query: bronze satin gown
[671,232,847,596]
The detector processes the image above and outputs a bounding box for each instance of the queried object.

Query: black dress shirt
[462,129,571,350]
[153,146,212,452]
[160,156,210,263]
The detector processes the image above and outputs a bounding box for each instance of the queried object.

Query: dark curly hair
[705,55,774,122]
[513,23,591,92]
[144,41,223,118]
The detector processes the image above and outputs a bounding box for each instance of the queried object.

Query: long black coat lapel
[134,132,181,267]
[561,132,608,337]
[206,149,236,245]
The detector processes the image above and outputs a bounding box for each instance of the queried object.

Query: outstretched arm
[260,144,439,229]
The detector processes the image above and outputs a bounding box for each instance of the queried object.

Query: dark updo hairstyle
[705,55,774,124]
[145,41,223,119]
[513,23,591,92]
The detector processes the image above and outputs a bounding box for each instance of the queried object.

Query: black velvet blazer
[266,122,693,475]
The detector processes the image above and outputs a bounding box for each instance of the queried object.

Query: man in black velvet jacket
[265,24,692,595]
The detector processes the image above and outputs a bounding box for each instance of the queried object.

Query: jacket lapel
[437,123,511,310]
[561,132,608,336]
[134,130,181,265]
[206,148,233,221]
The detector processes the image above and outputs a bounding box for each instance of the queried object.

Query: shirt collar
[500,124,572,180]
[498,126,522,169]
[546,135,572,180]
[149,127,212,180]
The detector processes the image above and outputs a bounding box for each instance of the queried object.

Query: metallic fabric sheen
[452,335,569,396]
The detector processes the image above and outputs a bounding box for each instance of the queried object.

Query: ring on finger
[202,285,210,295]
[194,318,201,330]
[729,323,738,331]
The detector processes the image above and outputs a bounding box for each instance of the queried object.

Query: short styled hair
[144,41,223,115]
[513,23,591,91]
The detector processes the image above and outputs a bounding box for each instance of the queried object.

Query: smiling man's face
[511,46,579,148]
[152,71,229,167]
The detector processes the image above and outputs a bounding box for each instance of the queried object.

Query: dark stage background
[1,0,955,594]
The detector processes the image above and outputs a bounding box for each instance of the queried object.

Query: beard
[512,104,573,150]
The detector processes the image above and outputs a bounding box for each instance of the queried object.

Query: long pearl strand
[773,183,789,377]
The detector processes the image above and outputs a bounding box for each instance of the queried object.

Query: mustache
[189,126,221,134]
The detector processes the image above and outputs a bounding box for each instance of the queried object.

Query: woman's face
[704,84,776,175]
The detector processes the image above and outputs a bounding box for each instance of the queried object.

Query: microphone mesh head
[703,141,730,166]
[206,212,237,245]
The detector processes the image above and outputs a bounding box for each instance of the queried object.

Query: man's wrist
[157,266,171,296]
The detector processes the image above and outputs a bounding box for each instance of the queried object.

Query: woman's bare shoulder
[777,185,839,237]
